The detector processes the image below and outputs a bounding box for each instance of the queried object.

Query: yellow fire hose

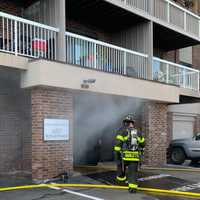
[0,183,200,198]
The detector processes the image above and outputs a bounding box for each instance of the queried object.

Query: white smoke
[73,91,145,165]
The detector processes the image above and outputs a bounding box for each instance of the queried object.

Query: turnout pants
[116,159,138,186]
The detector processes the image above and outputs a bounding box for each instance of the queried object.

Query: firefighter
[114,114,145,193]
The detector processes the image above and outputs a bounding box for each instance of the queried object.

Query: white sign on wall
[44,119,69,141]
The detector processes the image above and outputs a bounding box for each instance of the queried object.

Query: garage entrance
[73,91,145,166]
[172,114,195,139]
[168,104,200,140]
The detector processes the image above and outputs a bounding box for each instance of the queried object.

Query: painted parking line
[173,182,200,192]
[49,185,104,200]
[138,174,171,182]
[142,166,200,173]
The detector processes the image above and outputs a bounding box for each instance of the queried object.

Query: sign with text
[44,119,69,141]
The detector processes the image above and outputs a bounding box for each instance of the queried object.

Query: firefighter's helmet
[123,114,135,124]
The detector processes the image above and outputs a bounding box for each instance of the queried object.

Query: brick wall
[194,115,200,134]
[163,50,179,63]
[0,0,22,16]
[142,102,168,166]
[173,0,194,11]
[0,69,31,173]
[192,46,200,70]
[31,87,73,180]
[0,0,23,42]
[167,112,173,146]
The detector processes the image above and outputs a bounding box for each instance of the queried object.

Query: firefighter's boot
[128,183,138,193]
[116,176,126,185]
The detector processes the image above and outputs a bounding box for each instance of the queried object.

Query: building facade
[0,0,200,180]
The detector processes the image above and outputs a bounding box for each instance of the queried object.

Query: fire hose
[0,183,200,198]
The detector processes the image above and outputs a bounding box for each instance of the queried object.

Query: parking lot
[1,163,200,200]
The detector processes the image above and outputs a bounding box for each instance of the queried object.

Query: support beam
[147,21,153,80]
[142,102,168,166]
[40,0,66,62]
[55,0,66,62]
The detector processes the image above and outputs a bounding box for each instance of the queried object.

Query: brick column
[142,102,168,166]
[31,87,73,180]
[167,112,173,146]
[194,115,200,135]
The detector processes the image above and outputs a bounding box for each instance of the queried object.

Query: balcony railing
[153,57,200,91]
[66,32,200,91]
[0,11,199,92]
[66,31,149,79]
[0,11,59,59]
[120,0,200,38]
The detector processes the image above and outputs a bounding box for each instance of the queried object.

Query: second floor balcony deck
[0,10,199,92]
[108,0,200,40]
[0,11,59,60]
[66,31,199,91]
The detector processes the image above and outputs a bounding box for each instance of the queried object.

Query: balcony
[0,11,59,60]
[116,0,200,39]
[65,31,200,91]
[0,11,199,92]
[153,57,199,91]
[65,32,148,79]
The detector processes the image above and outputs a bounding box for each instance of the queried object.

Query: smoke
[73,91,145,165]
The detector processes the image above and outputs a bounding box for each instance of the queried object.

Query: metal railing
[0,11,59,60]
[66,31,148,79]
[153,57,200,91]
[154,0,200,36]
[125,0,150,13]
[0,11,199,92]
[120,0,200,38]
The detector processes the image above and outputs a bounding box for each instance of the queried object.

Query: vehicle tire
[170,147,186,165]
[166,148,171,164]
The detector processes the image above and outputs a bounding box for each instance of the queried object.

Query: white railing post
[183,69,186,88]
[94,43,97,69]
[124,51,127,75]
[198,71,200,91]
[14,20,18,56]
[184,12,187,31]
[152,57,154,80]
[199,20,200,38]
[166,63,169,83]
[150,0,154,15]
[167,1,170,23]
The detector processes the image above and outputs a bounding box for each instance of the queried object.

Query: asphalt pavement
[0,162,200,200]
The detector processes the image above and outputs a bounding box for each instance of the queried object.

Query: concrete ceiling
[11,0,38,8]
[153,23,200,51]
[67,0,147,32]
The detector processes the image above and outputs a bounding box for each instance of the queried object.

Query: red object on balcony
[32,38,47,51]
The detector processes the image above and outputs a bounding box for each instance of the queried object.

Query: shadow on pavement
[0,172,32,187]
